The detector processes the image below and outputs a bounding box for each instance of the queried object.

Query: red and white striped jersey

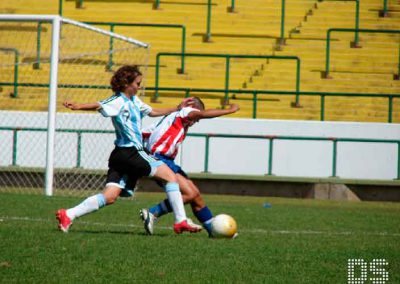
[142,107,199,159]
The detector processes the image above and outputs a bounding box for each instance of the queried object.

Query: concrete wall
[1,110,399,180]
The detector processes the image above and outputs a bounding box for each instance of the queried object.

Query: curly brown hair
[110,65,142,93]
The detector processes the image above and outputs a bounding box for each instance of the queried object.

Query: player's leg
[136,149,200,234]
[148,174,213,236]
[56,147,127,233]
[140,173,206,234]
[152,164,201,233]
[145,155,197,218]
[186,179,214,236]
[146,173,197,218]
[56,184,121,233]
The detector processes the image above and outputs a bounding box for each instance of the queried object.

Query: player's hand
[228,104,240,112]
[63,100,80,110]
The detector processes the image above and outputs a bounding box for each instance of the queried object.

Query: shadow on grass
[69,228,172,237]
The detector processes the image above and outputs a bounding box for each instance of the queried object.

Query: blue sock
[149,199,172,217]
[194,206,213,235]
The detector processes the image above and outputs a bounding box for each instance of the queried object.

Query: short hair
[192,96,205,110]
[110,65,142,93]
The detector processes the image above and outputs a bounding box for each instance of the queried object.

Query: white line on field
[1,215,400,237]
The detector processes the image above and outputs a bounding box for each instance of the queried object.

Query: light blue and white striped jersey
[98,93,152,148]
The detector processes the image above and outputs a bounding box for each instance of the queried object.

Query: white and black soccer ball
[211,214,238,239]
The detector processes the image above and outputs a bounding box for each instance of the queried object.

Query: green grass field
[0,192,399,283]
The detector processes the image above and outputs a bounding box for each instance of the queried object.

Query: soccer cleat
[139,208,156,235]
[186,218,203,231]
[173,219,202,234]
[56,209,72,233]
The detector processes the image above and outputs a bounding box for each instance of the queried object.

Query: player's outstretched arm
[149,97,195,117]
[149,106,179,117]
[63,100,100,111]
[188,104,239,120]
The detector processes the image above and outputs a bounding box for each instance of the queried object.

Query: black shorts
[105,146,163,192]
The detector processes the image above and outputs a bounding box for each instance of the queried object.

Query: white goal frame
[0,14,149,196]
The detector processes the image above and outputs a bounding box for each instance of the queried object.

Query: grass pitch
[0,192,399,283]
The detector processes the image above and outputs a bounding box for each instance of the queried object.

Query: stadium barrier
[204,0,212,42]
[58,0,63,16]
[0,78,398,122]
[147,87,398,123]
[33,22,43,69]
[380,0,389,17]
[59,0,84,14]
[86,22,187,73]
[1,126,399,180]
[279,0,286,46]
[0,48,19,98]
[76,0,83,9]
[33,21,187,73]
[194,133,400,179]
[354,0,360,46]
[323,28,400,80]
[154,52,301,105]
[278,0,360,47]
[153,0,236,11]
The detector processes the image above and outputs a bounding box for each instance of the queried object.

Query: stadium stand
[0,0,399,122]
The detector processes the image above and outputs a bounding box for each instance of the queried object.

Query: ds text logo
[347,259,389,284]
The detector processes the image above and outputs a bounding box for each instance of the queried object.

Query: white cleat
[186,218,203,232]
[140,208,156,235]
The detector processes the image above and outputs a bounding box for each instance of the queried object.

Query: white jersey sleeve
[135,96,153,117]
[98,95,124,117]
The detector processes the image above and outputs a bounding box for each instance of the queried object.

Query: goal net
[0,15,150,197]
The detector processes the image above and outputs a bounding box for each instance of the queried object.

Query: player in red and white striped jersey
[143,106,197,160]
[140,97,239,236]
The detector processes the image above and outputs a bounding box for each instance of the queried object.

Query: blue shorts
[154,153,188,178]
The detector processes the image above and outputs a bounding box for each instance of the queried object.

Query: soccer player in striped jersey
[56,65,201,234]
[140,97,239,236]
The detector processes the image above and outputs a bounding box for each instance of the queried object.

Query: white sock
[66,194,106,220]
[165,182,186,223]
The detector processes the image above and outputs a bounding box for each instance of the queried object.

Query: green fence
[154,52,301,105]
[354,0,360,46]
[85,22,187,73]
[202,0,237,42]
[324,28,400,79]
[0,48,19,98]
[279,0,286,46]
[190,133,400,179]
[58,0,84,15]
[0,80,398,122]
[380,0,389,17]
[1,126,399,180]
[147,87,399,123]
[34,21,187,73]
[59,0,63,16]
[153,0,236,11]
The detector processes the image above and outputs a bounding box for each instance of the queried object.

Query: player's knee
[155,165,178,183]
[105,195,117,205]
[103,187,120,205]
[163,175,178,184]
[187,186,200,201]
[188,180,200,194]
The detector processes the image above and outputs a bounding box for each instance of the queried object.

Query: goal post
[0,14,150,197]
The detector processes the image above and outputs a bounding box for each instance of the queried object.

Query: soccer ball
[211,214,238,238]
